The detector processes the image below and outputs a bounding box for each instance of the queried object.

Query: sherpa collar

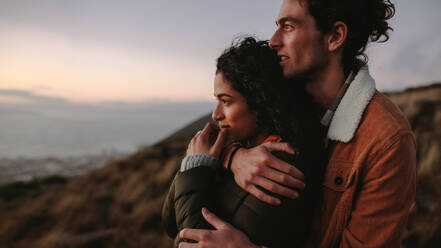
[327,66,376,143]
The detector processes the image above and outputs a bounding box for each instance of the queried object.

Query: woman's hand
[178,208,261,248]
[186,123,228,158]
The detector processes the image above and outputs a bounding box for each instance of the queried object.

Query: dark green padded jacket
[161,151,315,248]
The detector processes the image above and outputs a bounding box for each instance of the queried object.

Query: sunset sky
[1,0,440,103]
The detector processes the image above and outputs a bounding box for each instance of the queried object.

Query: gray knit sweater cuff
[180,154,219,172]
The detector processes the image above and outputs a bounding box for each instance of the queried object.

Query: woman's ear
[326,21,348,52]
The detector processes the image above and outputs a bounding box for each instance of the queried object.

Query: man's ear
[326,21,348,52]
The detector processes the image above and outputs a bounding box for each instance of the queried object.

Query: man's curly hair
[216,36,326,154]
[302,0,395,74]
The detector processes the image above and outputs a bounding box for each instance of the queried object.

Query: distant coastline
[0,100,214,158]
[0,151,127,185]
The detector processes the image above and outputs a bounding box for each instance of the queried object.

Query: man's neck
[305,64,346,110]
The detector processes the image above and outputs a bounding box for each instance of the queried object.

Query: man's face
[270,0,329,80]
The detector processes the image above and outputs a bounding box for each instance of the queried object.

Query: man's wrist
[226,146,242,173]
[229,147,243,174]
[221,144,241,171]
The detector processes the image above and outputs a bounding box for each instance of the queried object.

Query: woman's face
[212,72,259,144]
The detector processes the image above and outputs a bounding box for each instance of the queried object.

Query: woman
[162,37,327,247]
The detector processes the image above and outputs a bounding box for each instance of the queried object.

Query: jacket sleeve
[339,133,417,248]
[220,150,314,247]
[173,167,218,230]
[162,173,179,238]
[161,167,217,239]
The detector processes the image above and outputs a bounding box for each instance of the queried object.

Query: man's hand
[230,142,305,205]
[186,123,228,158]
[178,208,261,248]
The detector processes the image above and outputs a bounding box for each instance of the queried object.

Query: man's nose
[212,103,224,122]
[269,29,282,50]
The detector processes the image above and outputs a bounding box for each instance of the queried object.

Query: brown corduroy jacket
[306,67,417,247]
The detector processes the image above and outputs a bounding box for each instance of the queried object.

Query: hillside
[0,83,440,248]
[385,83,441,247]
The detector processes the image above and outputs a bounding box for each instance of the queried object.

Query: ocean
[0,100,214,158]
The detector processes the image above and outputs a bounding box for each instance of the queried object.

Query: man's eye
[283,24,294,30]
[221,99,230,104]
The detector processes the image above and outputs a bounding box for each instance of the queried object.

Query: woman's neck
[247,131,270,148]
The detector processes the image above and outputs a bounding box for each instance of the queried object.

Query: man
[178,0,417,247]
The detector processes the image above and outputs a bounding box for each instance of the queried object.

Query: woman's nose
[212,103,224,122]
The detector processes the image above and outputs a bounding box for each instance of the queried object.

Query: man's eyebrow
[276,17,301,26]
[215,93,233,98]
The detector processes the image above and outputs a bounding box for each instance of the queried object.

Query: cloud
[0,0,280,59]
[32,85,53,92]
[0,89,68,105]
[0,89,33,97]
[366,0,441,91]
[0,88,214,117]
[1,0,439,98]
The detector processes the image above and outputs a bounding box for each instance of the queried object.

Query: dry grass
[0,145,179,248]
[390,83,441,247]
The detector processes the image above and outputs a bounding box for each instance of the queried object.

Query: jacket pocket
[316,160,359,247]
[322,160,355,192]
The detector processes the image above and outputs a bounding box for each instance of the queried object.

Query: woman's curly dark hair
[216,36,326,155]
[216,37,327,222]
[303,0,395,74]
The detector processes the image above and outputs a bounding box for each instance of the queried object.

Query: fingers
[207,122,219,132]
[266,155,305,181]
[201,208,233,230]
[192,131,201,141]
[187,133,198,155]
[201,122,218,136]
[200,122,211,136]
[247,184,281,206]
[211,128,228,157]
[254,176,299,200]
[260,166,306,190]
[195,123,213,147]
[200,122,220,143]
[198,123,211,144]
[179,228,211,242]
[263,142,295,155]
[187,123,222,156]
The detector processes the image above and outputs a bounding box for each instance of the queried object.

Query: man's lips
[278,55,289,65]
[220,125,230,128]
